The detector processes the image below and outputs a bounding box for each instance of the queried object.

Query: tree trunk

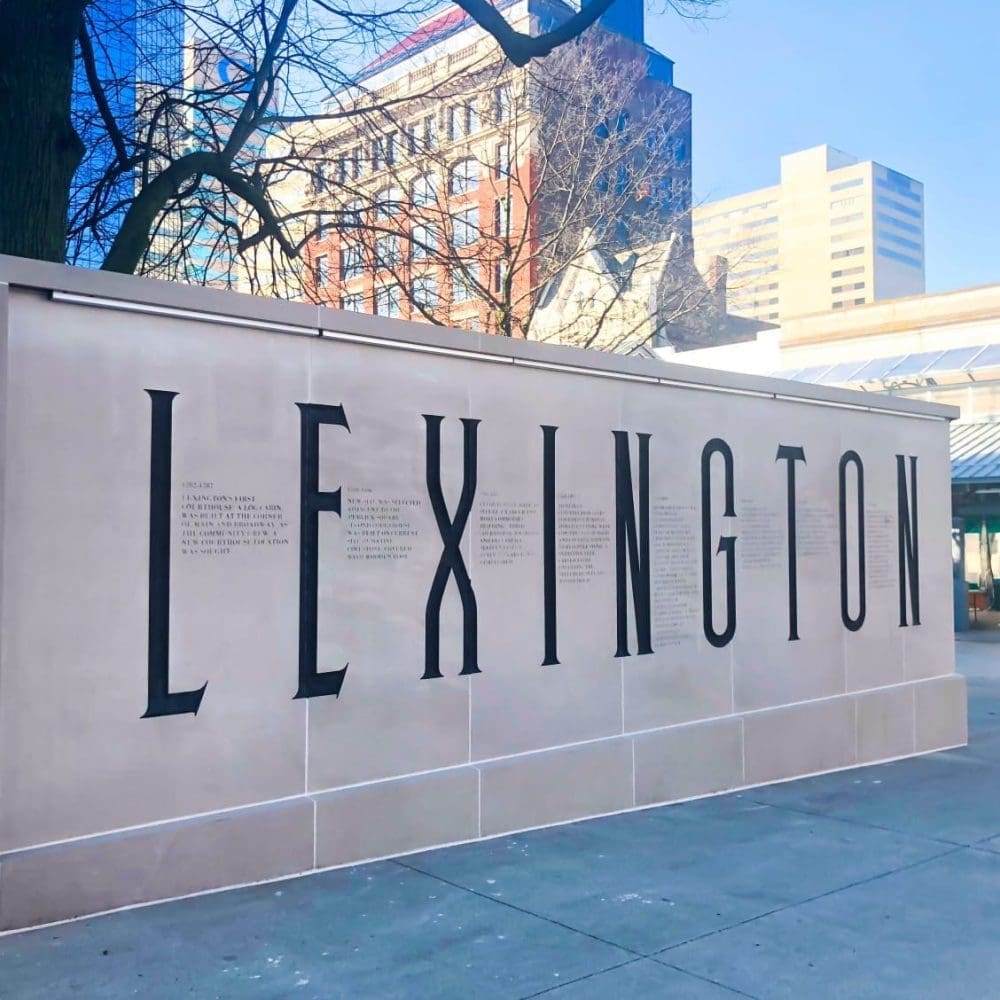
[979,522,995,609]
[0,0,87,262]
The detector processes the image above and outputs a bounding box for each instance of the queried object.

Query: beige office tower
[693,145,925,323]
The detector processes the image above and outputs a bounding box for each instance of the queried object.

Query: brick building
[290,0,692,338]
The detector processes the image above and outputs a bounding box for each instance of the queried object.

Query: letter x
[423,415,481,679]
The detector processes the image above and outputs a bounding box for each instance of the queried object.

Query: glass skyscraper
[69,0,185,266]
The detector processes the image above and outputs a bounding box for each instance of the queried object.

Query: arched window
[412,173,437,208]
[450,159,478,196]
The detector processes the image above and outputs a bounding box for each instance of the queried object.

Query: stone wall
[0,257,965,932]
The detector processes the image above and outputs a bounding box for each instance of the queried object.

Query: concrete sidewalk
[1,643,997,1000]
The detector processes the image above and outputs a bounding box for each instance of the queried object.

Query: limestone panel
[479,739,633,837]
[0,799,313,931]
[914,674,968,752]
[633,717,744,806]
[620,384,734,731]
[731,396,845,712]
[304,338,472,790]
[467,363,622,759]
[0,293,308,851]
[744,696,857,785]
[314,767,479,868]
[855,685,916,763]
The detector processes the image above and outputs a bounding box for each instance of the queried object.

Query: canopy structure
[952,421,1000,522]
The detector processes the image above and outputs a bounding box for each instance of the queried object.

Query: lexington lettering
[142,390,920,719]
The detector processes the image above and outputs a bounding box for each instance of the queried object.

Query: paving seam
[514,956,647,999]
[649,958,763,999]
[654,845,965,957]
[742,795,965,847]
[391,857,644,957]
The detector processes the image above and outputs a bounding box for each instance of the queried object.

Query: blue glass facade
[69,0,184,266]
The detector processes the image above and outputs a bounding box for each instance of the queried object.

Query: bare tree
[0,0,721,271]
[294,28,720,350]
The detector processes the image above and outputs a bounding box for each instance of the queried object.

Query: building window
[877,246,922,268]
[447,105,462,141]
[450,158,478,196]
[375,285,402,318]
[831,281,865,294]
[375,233,401,269]
[493,259,508,293]
[412,173,437,208]
[494,198,510,236]
[877,195,921,219]
[831,212,864,226]
[831,266,864,278]
[375,186,405,221]
[372,137,385,172]
[494,84,511,122]
[831,246,864,260]
[452,270,475,302]
[405,123,418,155]
[313,163,327,194]
[413,274,439,309]
[340,242,363,280]
[316,212,331,239]
[351,147,362,180]
[830,177,863,193]
[314,254,329,286]
[336,156,348,185]
[876,174,921,202]
[495,142,510,179]
[411,222,439,260]
[452,206,478,247]
[422,114,438,150]
[876,212,921,235]
[340,292,364,312]
[340,200,363,230]
[386,132,397,166]
[466,101,480,134]
[879,231,922,253]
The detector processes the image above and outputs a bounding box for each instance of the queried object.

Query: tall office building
[290,0,692,336]
[693,145,925,323]
[69,0,185,267]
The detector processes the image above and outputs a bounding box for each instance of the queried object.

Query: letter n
[613,431,652,657]
[897,454,920,626]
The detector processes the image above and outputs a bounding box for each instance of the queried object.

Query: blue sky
[645,0,1000,293]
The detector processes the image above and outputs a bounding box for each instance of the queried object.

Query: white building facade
[693,145,925,324]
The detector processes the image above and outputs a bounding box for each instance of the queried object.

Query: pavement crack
[391,857,644,958]
[743,796,965,848]
[654,844,965,956]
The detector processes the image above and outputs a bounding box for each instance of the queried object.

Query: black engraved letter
[143,390,207,718]
[542,425,559,665]
[613,431,652,657]
[701,437,737,648]
[295,402,351,699]
[424,415,481,679]
[838,450,866,631]
[776,444,806,641]
[896,454,920,626]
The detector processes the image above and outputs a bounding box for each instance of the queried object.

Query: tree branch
[77,15,130,169]
[451,0,617,66]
